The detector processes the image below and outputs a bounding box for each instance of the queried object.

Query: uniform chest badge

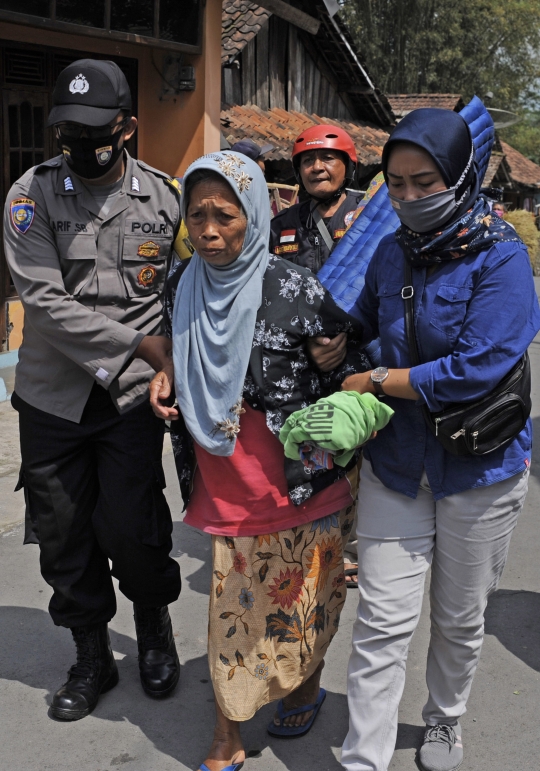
[10,198,35,234]
[137,265,157,288]
[137,240,160,258]
[95,146,113,166]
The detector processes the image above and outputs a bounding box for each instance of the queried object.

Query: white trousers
[342,462,528,771]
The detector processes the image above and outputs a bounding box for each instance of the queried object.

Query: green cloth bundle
[279,391,394,467]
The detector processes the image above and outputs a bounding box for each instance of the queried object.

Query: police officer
[269,125,363,272]
[4,59,182,720]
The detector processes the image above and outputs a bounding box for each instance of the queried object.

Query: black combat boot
[50,623,119,720]
[133,605,180,698]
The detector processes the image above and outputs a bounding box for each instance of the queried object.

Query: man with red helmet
[269,124,364,272]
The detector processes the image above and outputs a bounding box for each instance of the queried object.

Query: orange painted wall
[0,0,222,175]
[5,299,23,350]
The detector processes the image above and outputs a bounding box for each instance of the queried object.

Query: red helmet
[291,124,357,186]
[292,125,358,163]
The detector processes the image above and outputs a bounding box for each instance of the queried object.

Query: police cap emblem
[69,74,90,95]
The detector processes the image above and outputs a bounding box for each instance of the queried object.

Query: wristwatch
[370,367,389,397]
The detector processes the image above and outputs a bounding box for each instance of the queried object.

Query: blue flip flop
[199,763,243,771]
[267,687,327,738]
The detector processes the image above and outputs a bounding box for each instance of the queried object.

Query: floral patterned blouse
[164,255,371,506]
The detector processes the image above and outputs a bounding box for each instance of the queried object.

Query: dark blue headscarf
[381,108,520,265]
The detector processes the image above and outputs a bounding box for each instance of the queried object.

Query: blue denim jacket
[354,234,540,500]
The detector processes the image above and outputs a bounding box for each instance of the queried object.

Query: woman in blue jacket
[339,109,540,771]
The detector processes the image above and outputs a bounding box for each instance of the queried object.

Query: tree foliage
[339,0,540,109]
[500,110,540,164]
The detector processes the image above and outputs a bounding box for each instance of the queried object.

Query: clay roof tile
[222,0,272,63]
[387,94,463,117]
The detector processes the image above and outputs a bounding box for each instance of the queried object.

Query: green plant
[503,210,540,273]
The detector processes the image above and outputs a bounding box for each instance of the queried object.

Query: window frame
[0,1,203,55]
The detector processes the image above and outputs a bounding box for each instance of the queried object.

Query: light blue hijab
[172,152,270,456]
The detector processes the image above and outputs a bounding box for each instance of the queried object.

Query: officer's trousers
[12,386,181,628]
[341,461,528,771]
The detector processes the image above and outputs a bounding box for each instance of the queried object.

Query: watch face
[371,366,389,384]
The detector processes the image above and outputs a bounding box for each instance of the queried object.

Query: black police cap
[48,59,132,127]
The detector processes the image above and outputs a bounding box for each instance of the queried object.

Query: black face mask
[58,130,124,180]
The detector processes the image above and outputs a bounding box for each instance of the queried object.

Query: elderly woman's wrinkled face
[387,143,447,201]
[186,178,247,266]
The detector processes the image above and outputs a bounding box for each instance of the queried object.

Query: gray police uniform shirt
[3,151,180,423]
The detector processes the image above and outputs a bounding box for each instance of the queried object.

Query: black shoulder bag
[403,262,531,456]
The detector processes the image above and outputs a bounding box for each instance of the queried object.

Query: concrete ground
[1,324,540,771]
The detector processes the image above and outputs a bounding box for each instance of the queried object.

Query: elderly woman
[150,151,373,771]
[335,109,540,771]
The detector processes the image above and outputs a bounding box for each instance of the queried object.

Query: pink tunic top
[184,404,353,537]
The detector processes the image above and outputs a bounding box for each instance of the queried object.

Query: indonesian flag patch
[280,229,296,243]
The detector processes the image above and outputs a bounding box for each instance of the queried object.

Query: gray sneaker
[418,722,463,771]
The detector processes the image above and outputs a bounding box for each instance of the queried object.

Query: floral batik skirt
[208,502,355,721]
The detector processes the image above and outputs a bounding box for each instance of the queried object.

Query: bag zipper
[464,395,525,453]
[314,235,321,272]
[433,409,469,436]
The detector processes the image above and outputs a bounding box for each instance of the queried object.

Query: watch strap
[372,379,386,396]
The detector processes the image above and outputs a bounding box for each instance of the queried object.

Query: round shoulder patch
[344,210,355,227]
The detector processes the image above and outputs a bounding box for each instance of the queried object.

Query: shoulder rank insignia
[131,176,140,192]
[10,198,35,234]
[137,265,157,287]
[137,241,160,258]
[64,176,74,191]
